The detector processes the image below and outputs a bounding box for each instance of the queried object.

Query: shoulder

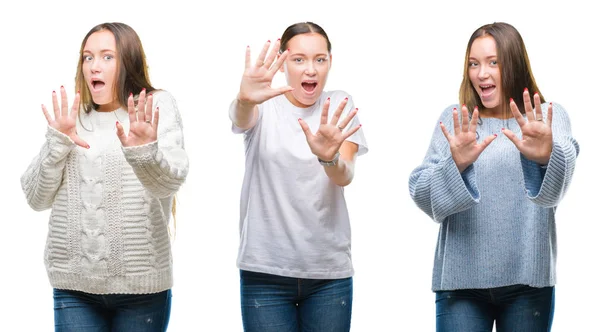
[149,89,176,104]
[439,104,459,123]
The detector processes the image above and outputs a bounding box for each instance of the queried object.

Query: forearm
[230,96,258,130]
[323,157,355,187]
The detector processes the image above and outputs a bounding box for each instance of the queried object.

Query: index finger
[244,45,251,69]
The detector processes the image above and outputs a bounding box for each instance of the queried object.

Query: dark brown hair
[279,22,331,54]
[75,22,154,113]
[459,22,544,118]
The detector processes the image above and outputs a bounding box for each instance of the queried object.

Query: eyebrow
[83,49,116,53]
[290,52,329,57]
[469,55,497,60]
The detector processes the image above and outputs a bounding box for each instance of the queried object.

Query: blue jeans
[53,288,171,332]
[435,284,555,332]
[240,270,353,332]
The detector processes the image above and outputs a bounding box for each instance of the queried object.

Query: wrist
[318,152,340,167]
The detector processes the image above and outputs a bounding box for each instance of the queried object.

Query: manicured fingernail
[501,128,505,130]
[267,40,271,43]
[116,121,119,126]
[298,118,301,121]
[61,85,64,89]
[77,90,80,94]
[52,91,56,94]
[86,145,90,149]
[344,97,348,100]
[355,108,359,111]
[510,98,514,103]
[550,102,553,106]
[462,104,466,108]
[359,124,362,127]
[494,134,498,137]
[440,121,443,124]
[474,106,478,111]
[277,38,280,41]
[142,88,146,92]
[524,87,528,92]
[287,48,290,52]
[453,108,457,111]
[129,92,133,97]
[327,97,330,101]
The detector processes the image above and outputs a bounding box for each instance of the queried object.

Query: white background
[1,0,597,331]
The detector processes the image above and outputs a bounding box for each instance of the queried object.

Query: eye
[103,55,114,60]
[490,60,498,65]
[468,61,478,67]
[293,58,303,63]
[83,55,93,61]
[316,57,328,63]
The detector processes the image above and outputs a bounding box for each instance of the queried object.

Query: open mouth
[301,81,317,93]
[480,84,496,97]
[91,78,105,91]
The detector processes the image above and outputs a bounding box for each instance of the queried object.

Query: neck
[97,100,121,112]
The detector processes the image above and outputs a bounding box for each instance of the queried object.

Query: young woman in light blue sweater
[409,22,579,331]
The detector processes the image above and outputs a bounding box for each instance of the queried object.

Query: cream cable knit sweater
[21,90,188,294]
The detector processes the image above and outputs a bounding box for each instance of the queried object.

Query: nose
[90,59,101,73]
[478,65,490,80]
[304,62,317,76]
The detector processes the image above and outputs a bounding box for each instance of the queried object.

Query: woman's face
[281,33,331,108]
[468,35,503,113]
[82,30,119,112]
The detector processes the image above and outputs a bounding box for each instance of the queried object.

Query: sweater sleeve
[122,91,189,199]
[408,105,480,223]
[21,126,76,211]
[520,102,579,207]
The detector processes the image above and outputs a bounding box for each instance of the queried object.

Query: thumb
[269,86,294,99]
[116,121,127,145]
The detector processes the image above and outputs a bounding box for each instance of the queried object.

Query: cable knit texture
[409,103,579,291]
[21,90,188,294]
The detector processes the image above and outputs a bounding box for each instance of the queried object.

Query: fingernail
[510,98,514,103]
[550,102,553,106]
[524,87,528,92]
[52,90,56,94]
[440,121,443,124]
[453,107,456,111]
[246,45,249,48]
[327,97,330,101]
[534,92,538,96]
[277,38,280,41]
[359,124,362,127]
[355,108,359,111]
[267,40,271,43]
[494,134,498,137]
[77,90,80,94]
[287,48,290,52]
[501,128,505,130]
[474,106,478,111]
[344,97,348,100]
[142,88,146,92]
[61,85,64,89]
[86,145,90,149]
[116,121,119,126]
[129,92,133,97]
[298,118,301,121]
[462,104,466,108]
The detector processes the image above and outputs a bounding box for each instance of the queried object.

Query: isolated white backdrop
[0,0,597,331]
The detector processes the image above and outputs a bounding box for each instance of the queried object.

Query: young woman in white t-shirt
[229,21,368,332]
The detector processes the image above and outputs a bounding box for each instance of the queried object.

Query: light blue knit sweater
[409,103,579,291]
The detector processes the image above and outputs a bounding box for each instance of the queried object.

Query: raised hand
[440,105,497,173]
[298,97,360,161]
[238,39,292,105]
[41,86,89,149]
[502,89,553,165]
[116,89,159,147]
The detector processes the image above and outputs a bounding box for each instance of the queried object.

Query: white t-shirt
[231,91,368,279]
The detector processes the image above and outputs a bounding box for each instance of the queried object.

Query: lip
[479,84,496,99]
[301,80,318,95]
[90,78,105,93]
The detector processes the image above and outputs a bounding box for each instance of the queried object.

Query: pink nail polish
[359,124,362,127]
[60,85,64,89]
[52,91,56,94]
[474,106,478,110]
[453,107,457,111]
[550,102,553,106]
[267,40,271,43]
[116,121,119,126]
[462,104,466,108]
[86,145,90,149]
[501,128,505,130]
[129,92,133,97]
[287,48,290,52]
[344,97,348,100]
[355,108,359,111]
[298,118,301,121]
[440,121,443,124]
[494,134,498,137]
[77,90,80,94]
[142,88,146,92]
[524,87,528,92]
[327,97,330,101]
[277,38,281,41]
[510,98,514,103]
